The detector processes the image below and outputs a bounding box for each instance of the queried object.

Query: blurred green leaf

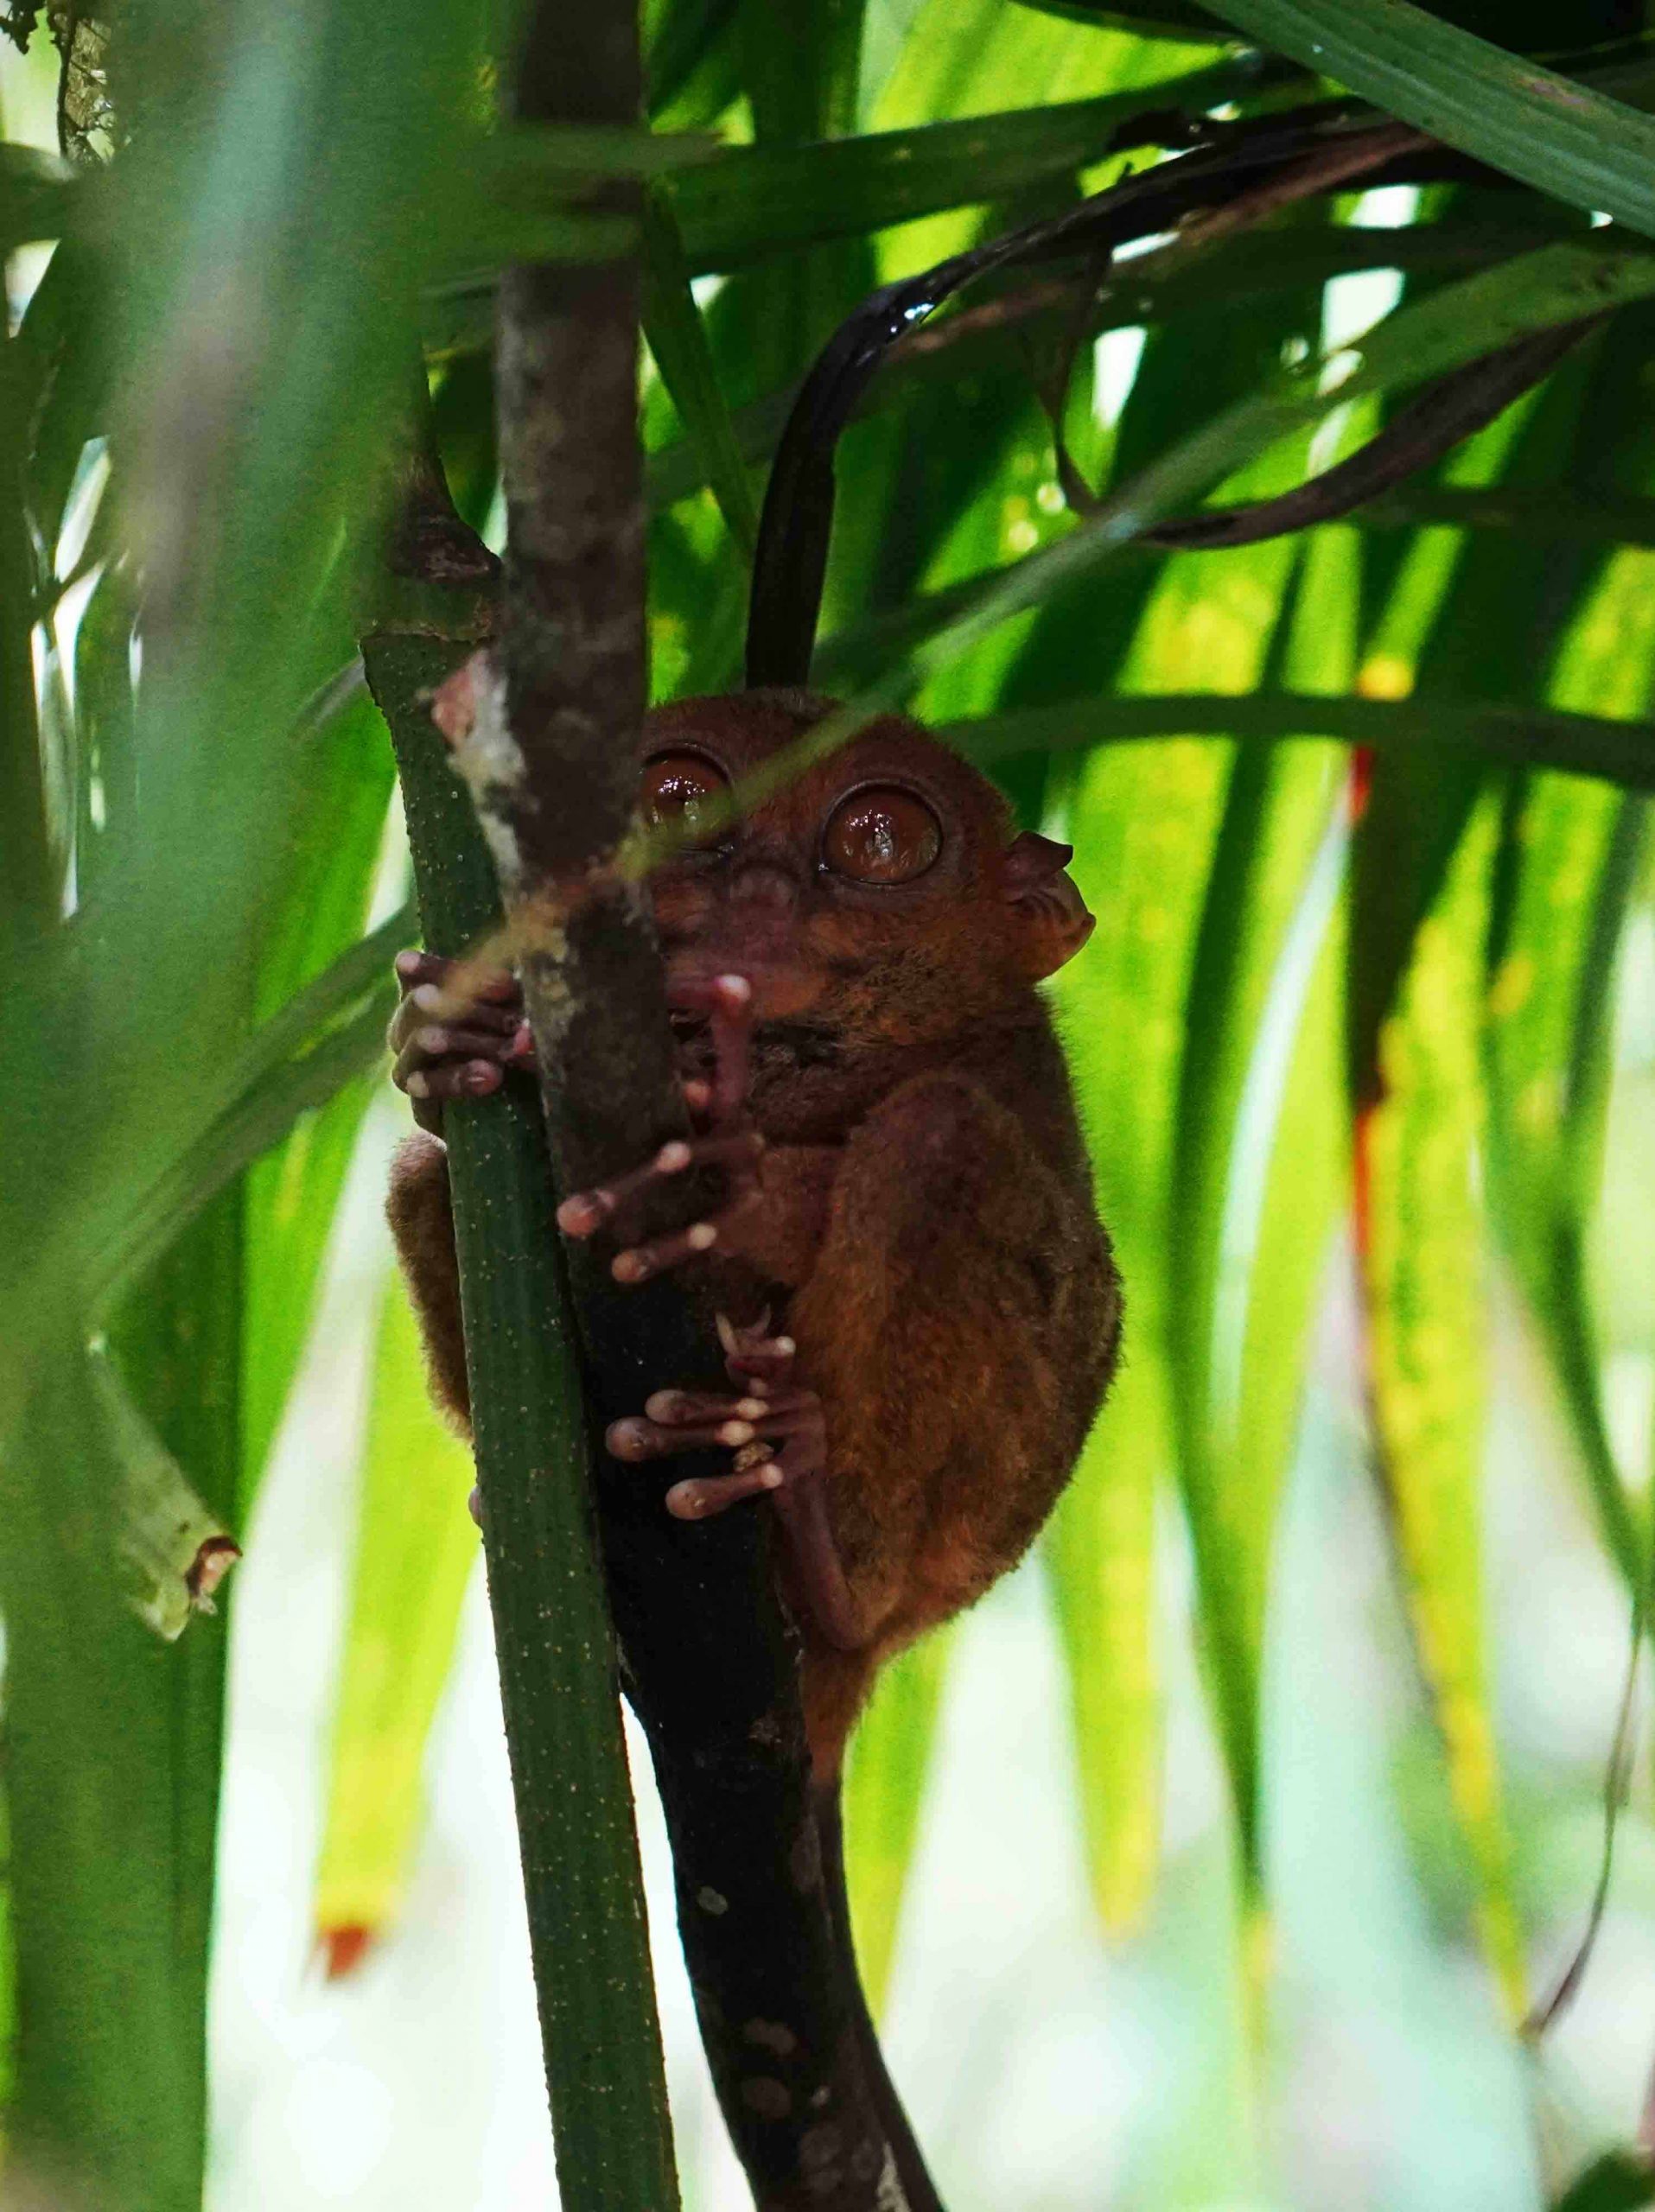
[1552,2150,1655,2212]
[0,1350,201,2209]
[0,139,74,249]
[646,0,741,121]
[843,1632,955,2012]
[92,1341,238,1644]
[1019,0,1655,54]
[314,1271,478,1973]
[15,241,108,568]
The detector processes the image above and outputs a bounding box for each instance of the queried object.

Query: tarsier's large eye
[822,786,943,886]
[642,751,729,836]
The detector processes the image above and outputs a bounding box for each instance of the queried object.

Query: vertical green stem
[365,626,680,2212]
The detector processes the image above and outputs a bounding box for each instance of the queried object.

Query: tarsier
[386,688,1120,1785]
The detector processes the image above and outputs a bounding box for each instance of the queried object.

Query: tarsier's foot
[557,973,765,1287]
[608,1316,862,1651]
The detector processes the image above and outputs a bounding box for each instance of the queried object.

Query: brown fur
[387,692,1120,1777]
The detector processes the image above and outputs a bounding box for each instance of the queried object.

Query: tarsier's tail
[813,1781,946,2212]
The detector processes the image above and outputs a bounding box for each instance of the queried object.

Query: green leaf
[0,1350,201,2211]
[666,59,1258,268]
[1359,797,1527,2018]
[843,1632,955,2012]
[1195,0,1655,240]
[240,687,397,1509]
[315,1271,478,1973]
[1486,639,1652,1580]
[642,188,760,558]
[1009,0,1224,38]
[1165,534,1350,1901]
[1043,1402,1162,1932]
[945,690,1655,789]
[1033,257,1326,1936]
[106,1190,245,2192]
[1551,2151,1655,2212]
[99,916,404,1321]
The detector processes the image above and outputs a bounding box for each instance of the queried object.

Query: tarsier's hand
[389,950,728,1141]
[389,950,534,1133]
[555,971,765,1287]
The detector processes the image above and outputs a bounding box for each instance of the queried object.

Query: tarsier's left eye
[822,786,943,886]
[641,750,729,838]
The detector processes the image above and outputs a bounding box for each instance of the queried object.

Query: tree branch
[414,3,931,2205]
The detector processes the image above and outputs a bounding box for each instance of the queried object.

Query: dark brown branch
[435,4,933,2206]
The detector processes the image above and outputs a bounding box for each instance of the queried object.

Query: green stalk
[363,626,680,2212]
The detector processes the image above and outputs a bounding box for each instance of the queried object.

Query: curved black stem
[742,96,1582,689]
[1137,318,1597,550]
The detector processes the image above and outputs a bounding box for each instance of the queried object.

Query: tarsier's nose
[724,853,802,914]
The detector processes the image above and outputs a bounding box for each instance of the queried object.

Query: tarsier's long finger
[557,1130,763,1240]
[607,1390,818,1463]
[663,1463,786,1521]
[608,1411,766,1460]
[402,1056,506,1103]
[667,972,754,1129]
[393,948,521,1020]
[390,996,522,1054]
[392,1021,534,1096]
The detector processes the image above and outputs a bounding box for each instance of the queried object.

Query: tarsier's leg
[608,1316,861,1652]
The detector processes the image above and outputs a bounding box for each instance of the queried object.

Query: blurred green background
[8,0,1655,2205]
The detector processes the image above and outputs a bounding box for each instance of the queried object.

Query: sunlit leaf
[1167,527,1350,1905]
[1486,774,1644,1581]
[240,689,396,1510]
[314,1271,478,1974]
[1359,797,1527,2018]
[843,1632,955,2014]
[1034,264,1323,1935]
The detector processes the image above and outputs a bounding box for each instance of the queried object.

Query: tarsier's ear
[1003,832,1094,979]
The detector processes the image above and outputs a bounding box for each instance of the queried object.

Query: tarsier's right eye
[641,751,729,837]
